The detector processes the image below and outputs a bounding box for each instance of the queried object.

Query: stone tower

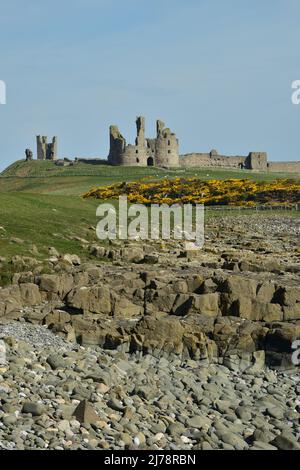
[36,136,58,160]
[153,120,179,168]
[107,126,126,165]
[108,117,179,167]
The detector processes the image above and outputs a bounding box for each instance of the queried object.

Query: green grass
[0,160,299,267]
[1,191,299,260]
[0,175,114,196]
[1,160,299,196]
[0,193,101,259]
[0,190,298,286]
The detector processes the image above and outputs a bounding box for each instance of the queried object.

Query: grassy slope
[1,192,298,260]
[1,160,299,196]
[0,160,299,261]
[0,193,101,258]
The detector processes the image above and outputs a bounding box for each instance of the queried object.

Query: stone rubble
[0,327,299,450]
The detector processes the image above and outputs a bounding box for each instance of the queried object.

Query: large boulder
[192,293,220,317]
[39,274,74,299]
[19,283,41,306]
[256,281,276,303]
[283,303,300,320]
[230,298,283,321]
[265,323,300,368]
[67,285,112,315]
[131,315,217,359]
[120,247,144,263]
[172,294,193,316]
[0,285,22,316]
[275,286,300,306]
[112,294,143,318]
[146,287,177,313]
[221,275,259,299]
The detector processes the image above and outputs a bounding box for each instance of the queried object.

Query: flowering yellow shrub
[83,178,300,206]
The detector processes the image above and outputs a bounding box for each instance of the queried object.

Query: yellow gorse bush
[83,178,300,206]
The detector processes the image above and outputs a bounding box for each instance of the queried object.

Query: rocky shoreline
[0,324,300,450]
[0,215,299,450]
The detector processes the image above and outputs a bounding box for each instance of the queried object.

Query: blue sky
[0,0,300,170]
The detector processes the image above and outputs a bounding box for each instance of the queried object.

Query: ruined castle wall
[155,134,179,167]
[36,136,47,160]
[245,152,267,170]
[46,137,57,160]
[36,136,57,160]
[108,117,179,167]
[180,153,246,168]
[123,117,148,165]
[267,161,300,173]
[108,119,149,166]
[146,139,155,152]
[107,126,126,165]
[180,152,300,173]
[119,144,148,166]
[155,122,179,168]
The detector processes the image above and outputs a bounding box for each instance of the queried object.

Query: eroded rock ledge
[1,260,299,371]
[1,215,299,371]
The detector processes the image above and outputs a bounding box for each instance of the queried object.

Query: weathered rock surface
[0,214,299,450]
[1,215,300,369]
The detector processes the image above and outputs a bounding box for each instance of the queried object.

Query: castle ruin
[181,150,268,170]
[108,117,179,167]
[28,118,300,173]
[107,116,272,170]
[36,136,58,161]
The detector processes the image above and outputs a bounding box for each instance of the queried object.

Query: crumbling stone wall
[180,150,268,170]
[244,152,267,170]
[180,151,247,169]
[108,117,148,166]
[107,126,126,165]
[36,136,47,160]
[108,116,179,167]
[267,161,300,173]
[36,136,57,160]
[25,149,33,161]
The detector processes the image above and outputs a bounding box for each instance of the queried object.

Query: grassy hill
[0,192,103,285]
[0,192,99,258]
[0,159,299,277]
[1,159,299,196]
